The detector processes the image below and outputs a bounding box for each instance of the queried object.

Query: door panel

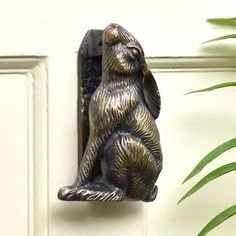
[147,71,236,236]
[0,58,48,236]
[0,74,30,236]
[1,58,236,236]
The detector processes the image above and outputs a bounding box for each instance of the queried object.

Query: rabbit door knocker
[58,23,163,202]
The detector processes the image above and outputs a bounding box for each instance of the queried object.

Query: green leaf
[203,34,236,44]
[198,204,236,236]
[182,138,236,183]
[185,82,236,95]
[178,162,236,204]
[207,18,236,27]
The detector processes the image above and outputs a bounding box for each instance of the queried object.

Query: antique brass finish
[58,23,162,202]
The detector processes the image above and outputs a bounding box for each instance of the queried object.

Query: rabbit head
[103,23,147,75]
[103,23,160,119]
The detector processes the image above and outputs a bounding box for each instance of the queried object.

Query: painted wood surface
[0,1,236,235]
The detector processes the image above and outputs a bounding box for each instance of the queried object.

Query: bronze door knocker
[58,23,163,202]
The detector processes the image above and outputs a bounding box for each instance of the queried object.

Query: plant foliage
[198,205,236,236]
[203,18,236,43]
[180,22,236,233]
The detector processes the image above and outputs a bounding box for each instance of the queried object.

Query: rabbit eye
[131,48,139,56]
[127,46,141,59]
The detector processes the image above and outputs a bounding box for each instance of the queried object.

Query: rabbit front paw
[58,185,78,201]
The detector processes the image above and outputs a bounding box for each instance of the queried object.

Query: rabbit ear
[143,69,161,119]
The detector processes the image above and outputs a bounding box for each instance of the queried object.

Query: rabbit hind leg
[102,133,159,201]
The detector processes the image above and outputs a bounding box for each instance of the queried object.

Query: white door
[0,1,236,236]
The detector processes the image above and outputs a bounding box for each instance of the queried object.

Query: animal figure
[58,23,162,201]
